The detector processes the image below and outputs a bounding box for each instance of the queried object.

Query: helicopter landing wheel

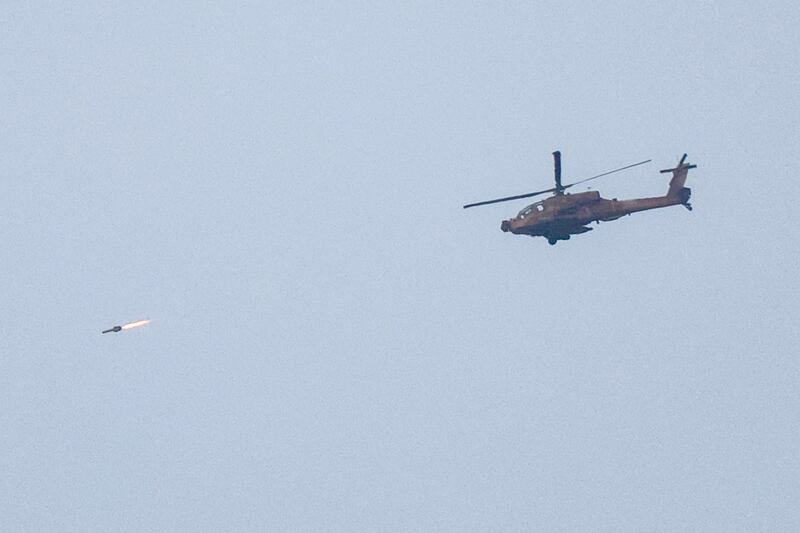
[548,238,557,245]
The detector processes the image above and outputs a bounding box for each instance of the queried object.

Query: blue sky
[2,2,798,530]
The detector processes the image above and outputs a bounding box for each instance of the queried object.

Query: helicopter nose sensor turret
[501,220,511,232]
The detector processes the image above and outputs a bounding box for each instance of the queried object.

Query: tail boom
[596,193,688,221]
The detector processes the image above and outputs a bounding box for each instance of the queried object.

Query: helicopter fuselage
[501,188,691,244]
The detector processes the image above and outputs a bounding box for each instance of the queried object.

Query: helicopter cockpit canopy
[518,201,545,219]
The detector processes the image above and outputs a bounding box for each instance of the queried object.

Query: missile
[101,319,150,334]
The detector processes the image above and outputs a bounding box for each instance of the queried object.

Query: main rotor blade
[463,187,558,209]
[563,159,651,189]
[462,158,651,209]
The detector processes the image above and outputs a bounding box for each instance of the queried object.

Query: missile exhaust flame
[121,319,151,330]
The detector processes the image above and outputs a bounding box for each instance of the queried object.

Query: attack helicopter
[463,151,696,244]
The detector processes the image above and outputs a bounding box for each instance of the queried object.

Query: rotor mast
[553,151,564,194]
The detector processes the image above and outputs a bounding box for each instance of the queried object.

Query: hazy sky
[2,2,798,531]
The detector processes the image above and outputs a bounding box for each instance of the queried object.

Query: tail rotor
[661,153,696,209]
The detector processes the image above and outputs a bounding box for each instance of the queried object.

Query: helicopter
[463,151,696,245]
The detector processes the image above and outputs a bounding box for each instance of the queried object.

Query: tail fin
[661,153,696,198]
